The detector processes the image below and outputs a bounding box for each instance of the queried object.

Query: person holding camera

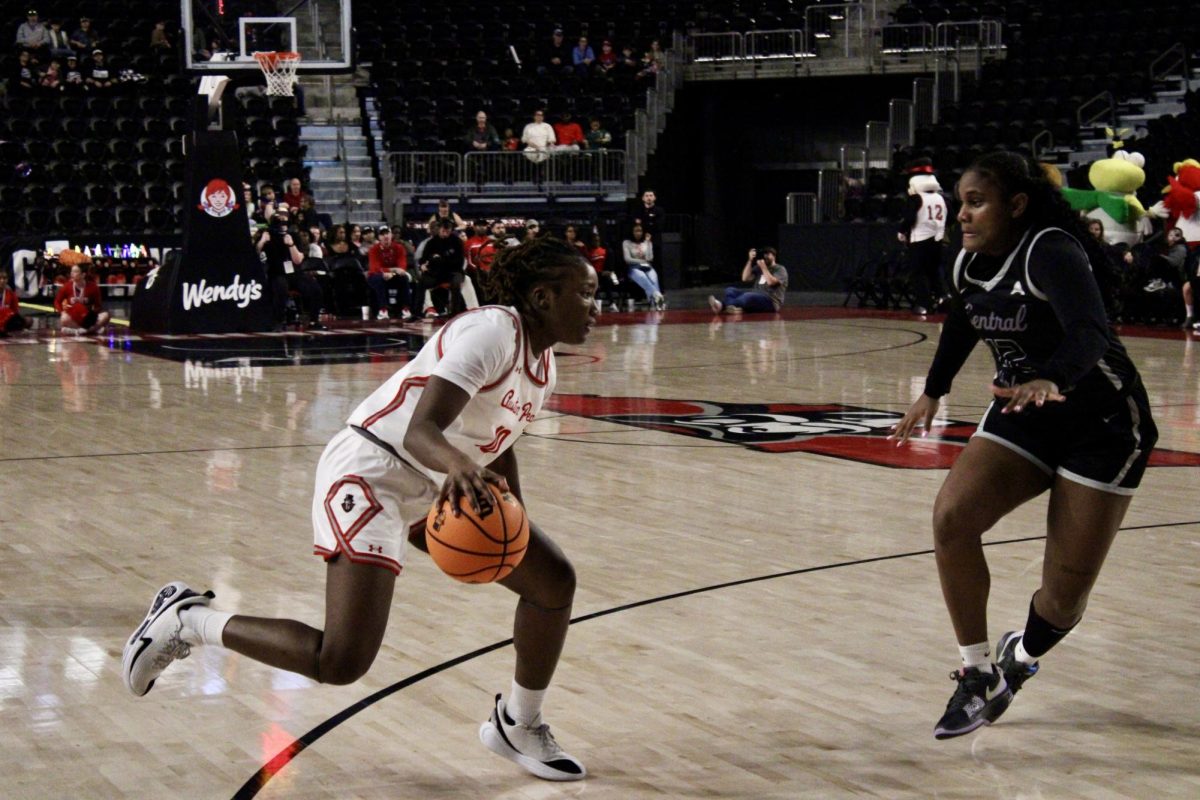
[258,213,323,329]
[708,247,788,314]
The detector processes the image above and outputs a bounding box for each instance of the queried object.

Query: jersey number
[926,204,944,221]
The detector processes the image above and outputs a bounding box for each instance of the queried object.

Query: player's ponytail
[488,236,589,313]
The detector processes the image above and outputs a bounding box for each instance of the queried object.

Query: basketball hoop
[253,51,301,96]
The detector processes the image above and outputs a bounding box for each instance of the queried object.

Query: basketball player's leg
[931,436,1049,739]
[498,522,575,691]
[933,437,1050,647]
[221,555,397,684]
[480,522,585,780]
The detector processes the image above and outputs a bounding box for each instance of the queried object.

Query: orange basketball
[425,484,530,583]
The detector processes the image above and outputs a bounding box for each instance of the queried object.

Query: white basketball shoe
[122,581,214,696]
[479,694,586,781]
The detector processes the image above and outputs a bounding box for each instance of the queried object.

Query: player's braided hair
[488,235,589,312]
[966,150,1120,320]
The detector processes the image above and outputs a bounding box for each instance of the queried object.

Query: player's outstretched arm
[888,393,940,446]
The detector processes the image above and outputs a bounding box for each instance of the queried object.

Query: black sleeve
[899,194,921,235]
[1026,231,1111,391]
[923,298,980,398]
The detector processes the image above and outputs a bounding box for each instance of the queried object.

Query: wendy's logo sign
[198,178,238,218]
[548,395,1200,469]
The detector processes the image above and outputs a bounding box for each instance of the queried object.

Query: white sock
[958,641,991,671]
[179,606,233,647]
[1014,638,1038,666]
[507,680,546,726]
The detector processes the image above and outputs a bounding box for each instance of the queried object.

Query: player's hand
[282,234,294,247]
[993,380,1064,414]
[439,462,510,518]
[888,393,940,446]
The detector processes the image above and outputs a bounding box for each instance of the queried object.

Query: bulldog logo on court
[548,395,1200,470]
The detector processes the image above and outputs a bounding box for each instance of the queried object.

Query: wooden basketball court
[2,309,1198,799]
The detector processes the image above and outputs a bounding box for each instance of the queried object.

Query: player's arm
[889,300,979,444]
[404,375,509,516]
[486,446,523,505]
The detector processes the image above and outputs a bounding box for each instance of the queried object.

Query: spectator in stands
[0,272,30,336]
[305,226,327,259]
[618,44,638,77]
[150,20,172,51]
[418,219,467,317]
[46,19,72,59]
[464,110,500,152]
[69,17,99,55]
[521,109,556,160]
[540,27,571,75]
[587,232,619,311]
[15,9,48,57]
[636,50,659,84]
[259,184,277,209]
[708,247,788,315]
[501,127,519,151]
[563,224,589,259]
[327,224,352,258]
[295,194,320,233]
[523,219,541,243]
[54,264,110,335]
[282,178,307,210]
[585,117,612,149]
[11,49,37,95]
[464,219,492,271]
[622,223,665,309]
[61,53,83,92]
[427,199,467,232]
[366,225,413,320]
[596,40,618,76]
[572,36,595,77]
[649,39,666,66]
[39,57,59,91]
[85,49,114,93]
[359,226,377,257]
[257,211,321,329]
[632,189,663,242]
[552,111,586,151]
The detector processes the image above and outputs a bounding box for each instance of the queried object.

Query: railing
[1149,42,1189,85]
[1031,129,1054,161]
[1076,90,1115,128]
[383,150,627,204]
[888,98,914,151]
[934,20,1003,51]
[690,32,744,62]
[865,120,889,164]
[912,77,936,126]
[746,29,811,60]
[881,23,934,53]
[807,4,868,58]
[786,192,818,224]
[839,146,867,182]
[817,168,845,222]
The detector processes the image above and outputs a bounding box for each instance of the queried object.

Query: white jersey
[911,192,948,243]
[347,305,555,482]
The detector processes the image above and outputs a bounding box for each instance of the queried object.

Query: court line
[0,443,322,463]
[229,517,1200,799]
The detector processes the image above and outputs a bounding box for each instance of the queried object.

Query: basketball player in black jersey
[889,152,1158,739]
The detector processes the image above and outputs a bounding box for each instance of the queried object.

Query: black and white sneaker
[479,694,586,781]
[121,581,214,697]
[933,665,1011,739]
[996,630,1039,696]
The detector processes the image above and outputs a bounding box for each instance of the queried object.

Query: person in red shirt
[366,225,413,320]
[0,272,31,335]
[54,264,110,335]
[552,111,586,151]
[281,177,308,210]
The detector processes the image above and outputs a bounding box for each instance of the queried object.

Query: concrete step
[304,142,370,159]
[309,166,375,181]
[300,124,368,139]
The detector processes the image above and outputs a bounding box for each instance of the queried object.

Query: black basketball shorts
[973,383,1158,495]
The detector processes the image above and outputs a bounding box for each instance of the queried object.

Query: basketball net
[253,51,301,96]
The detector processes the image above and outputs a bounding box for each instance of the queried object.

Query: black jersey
[924,227,1141,404]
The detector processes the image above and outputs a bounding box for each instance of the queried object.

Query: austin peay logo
[198,179,239,218]
[181,275,264,310]
[548,395,1200,469]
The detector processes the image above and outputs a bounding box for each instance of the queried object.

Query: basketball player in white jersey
[122,237,599,782]
[898,168,948,314]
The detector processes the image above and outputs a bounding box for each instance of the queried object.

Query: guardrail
[1149,42,1189,85]
[1076,90,1115,128]
[934,20,1003,51]
[786,192,817,224]
[881,23,934,53]
[382,150,628,212]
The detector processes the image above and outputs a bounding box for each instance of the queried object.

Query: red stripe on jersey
[360,375,429,429]
[477,425,512,454]
[435,305,524,393]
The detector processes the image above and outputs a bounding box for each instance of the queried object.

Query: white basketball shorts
[312,427,438,574]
